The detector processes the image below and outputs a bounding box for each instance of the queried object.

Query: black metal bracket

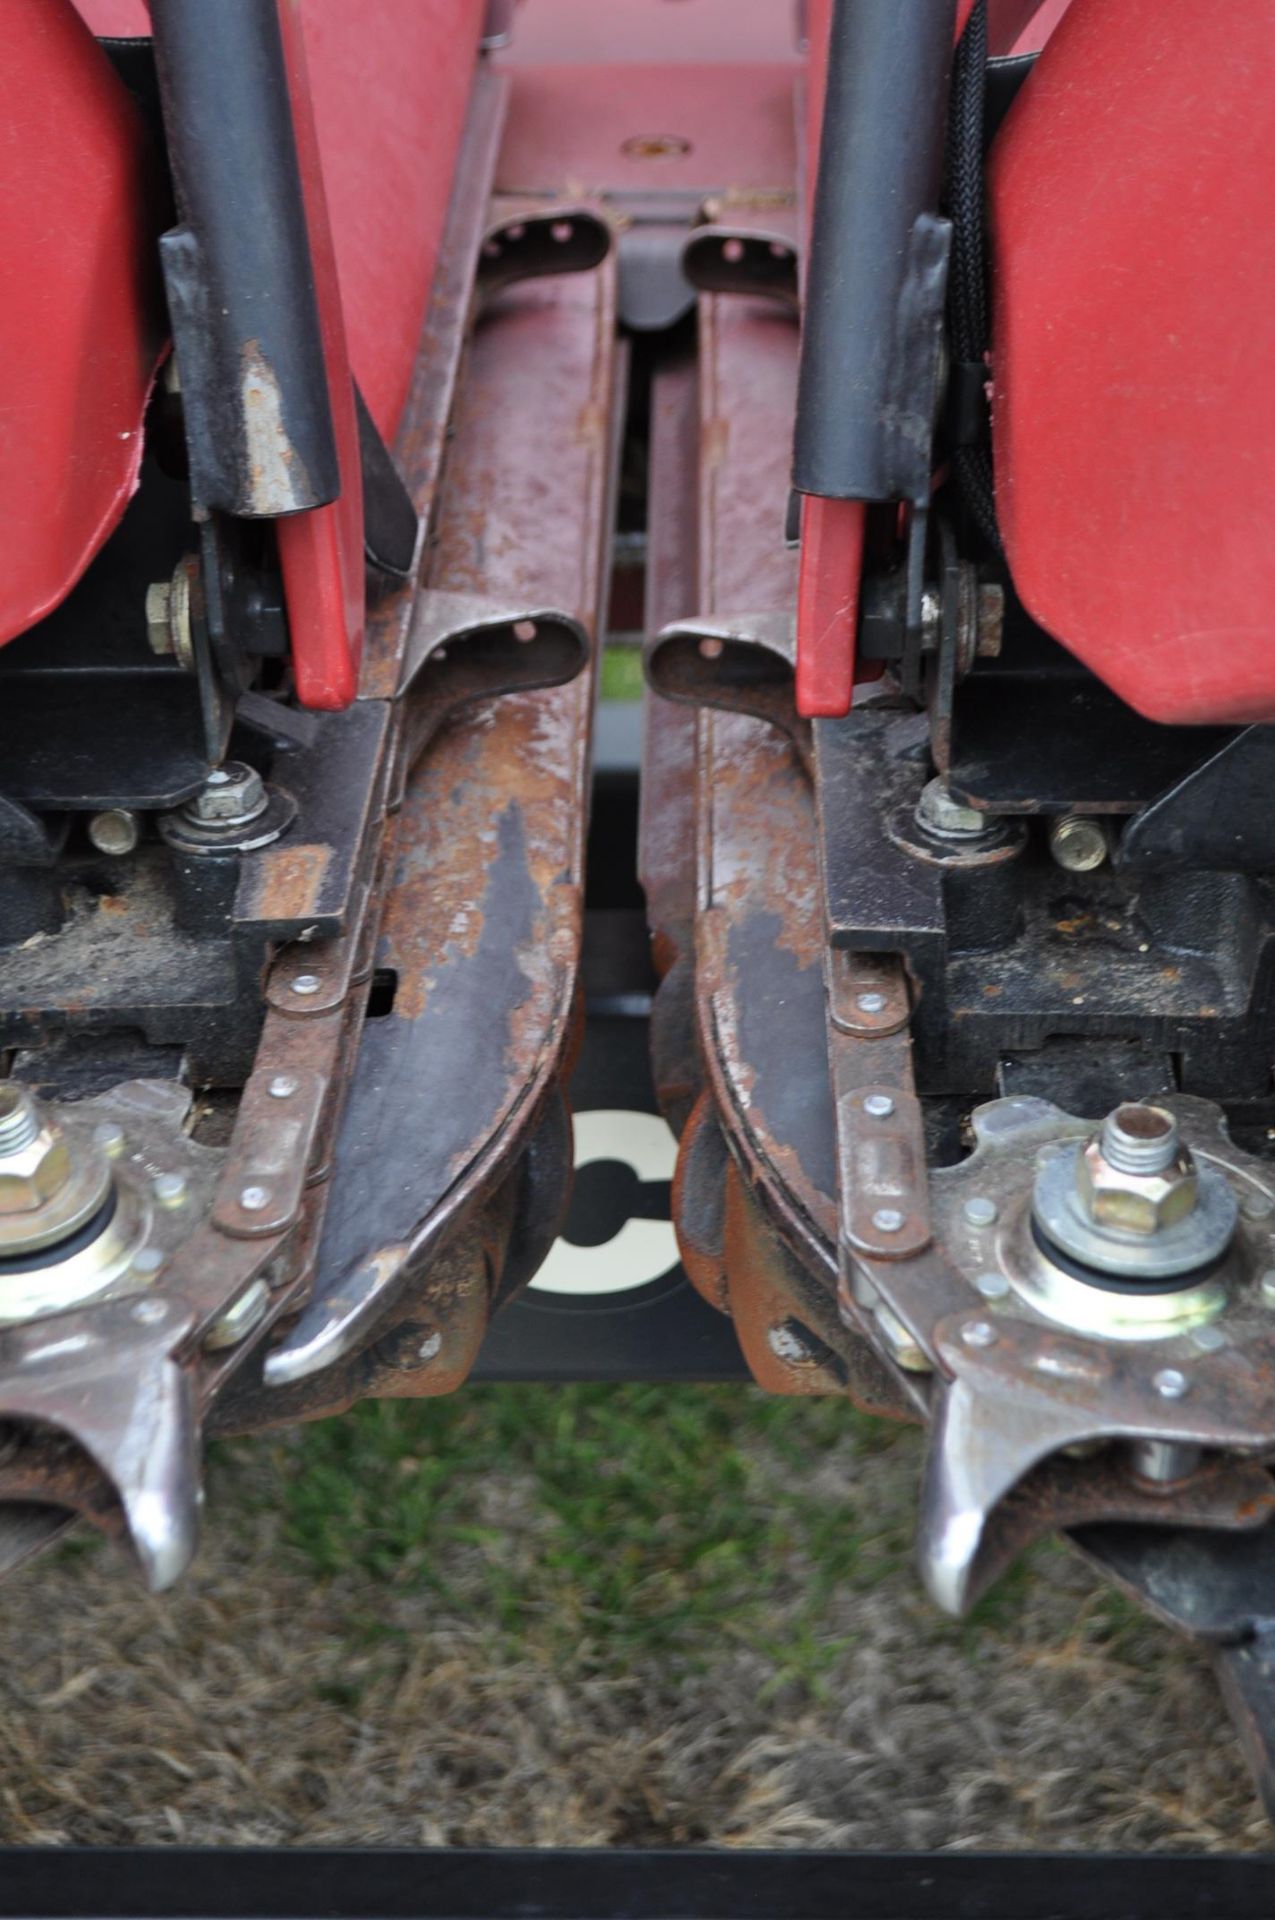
[1120,728,1275,874]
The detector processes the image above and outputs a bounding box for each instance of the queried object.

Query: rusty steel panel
[257,259,620,1396]
[641,353,702,1133]
[644,282,912,1411]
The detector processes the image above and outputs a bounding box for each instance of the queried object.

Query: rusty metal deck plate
[259,259,620,1405]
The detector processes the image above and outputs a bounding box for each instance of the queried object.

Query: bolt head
[88,809,140,858]
[915,778,988,840]
[1076,1126,1198,1237]
[184,761,267,827]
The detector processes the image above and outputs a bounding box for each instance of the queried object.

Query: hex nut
[182,762,268,828]
[146,563,196,671]
[145,580,174,656]
[0,1084,115,1258]
[0,1123,72,1216]
[1076,1133,1198,1236]
[915,778,988,840]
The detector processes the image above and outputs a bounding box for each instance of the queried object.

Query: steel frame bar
[2,1845,1274,1920]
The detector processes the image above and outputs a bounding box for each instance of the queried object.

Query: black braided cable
[946,0,1003,554]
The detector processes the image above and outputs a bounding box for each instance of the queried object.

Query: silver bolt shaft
[1049,814,1110,873]
[1100,1103,1180,1177]
[0,1084,40,1157]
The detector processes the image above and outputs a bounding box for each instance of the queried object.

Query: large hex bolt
[1076,1104,1198,1236]
[180,763,269,832]
[0,1083,114,1258]
[0,1085,71,1214]
[1033,1098,1238,1285]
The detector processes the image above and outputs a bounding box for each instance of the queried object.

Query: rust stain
[701,414,729,467]
[240,341,310,511]
[575,400,607,449]
[250,843,333,924]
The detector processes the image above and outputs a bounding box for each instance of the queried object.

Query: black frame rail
[2,1848,1274,1920]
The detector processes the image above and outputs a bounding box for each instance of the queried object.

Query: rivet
[131,1298,168,1326]
[863,1093,895,1119]
[1260,1270,1275,1307]
[132,1247,164,1279]
[1241,1190,1275,1222]
[94,1121,126,1158]
[857,992,888,1015]
[872,1207,905,1234]
[153,1171,187,1209]
[239,1185,271,1213]
[291,974,321,998]
[268,1075,298,1099]
[963,1196,999,1228]
[975,1272,1010,1301]
[1190,1324,1226,1353]
[962,1320,997,1349]
[1153,1367,1189,1400]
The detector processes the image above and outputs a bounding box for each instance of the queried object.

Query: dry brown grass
[0,1387,1268,1852]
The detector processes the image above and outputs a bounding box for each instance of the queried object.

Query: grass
[599,643,645,703]
[238,1385,912,1698]
[0,1378,1265,1847]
